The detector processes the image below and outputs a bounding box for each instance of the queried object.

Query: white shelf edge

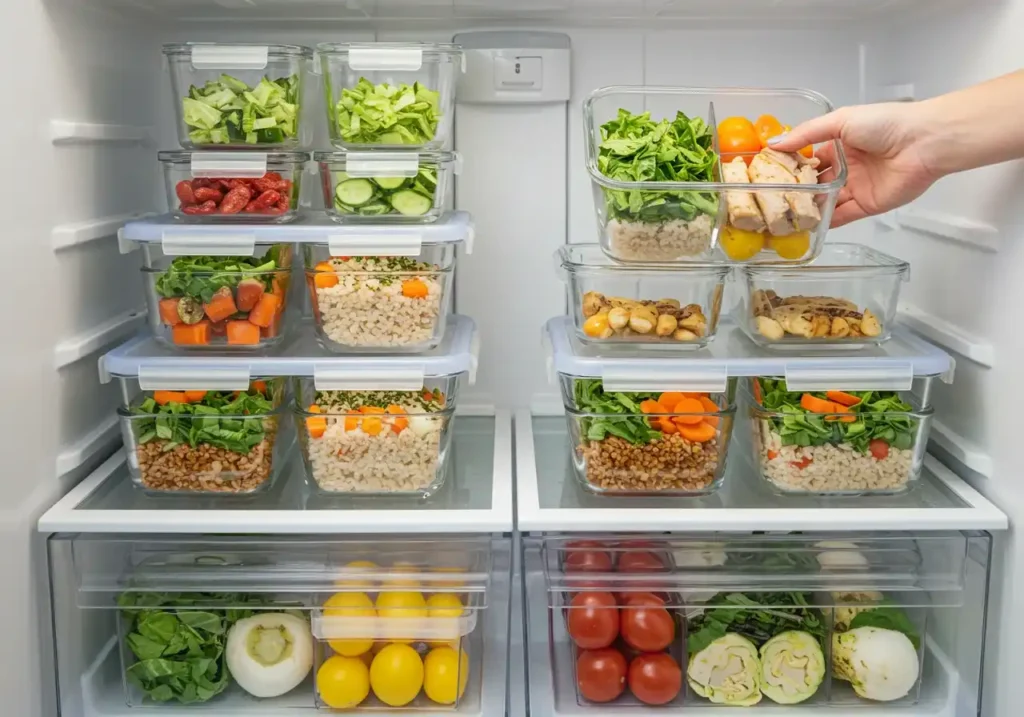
[898,304,994,368]
[55,415,121,478]
[54,308,146,369]
[39,410,513,535]
[876,207,999,253]
[929,420,994,479]
[50,120,149,145]
[52,212,144,251]
[516,411,1007,533]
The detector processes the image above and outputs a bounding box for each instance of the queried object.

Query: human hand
[769,102,943,228]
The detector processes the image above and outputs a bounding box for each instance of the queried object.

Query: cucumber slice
[357,202,392,216]
[374,176,406,190]
[335,179,376,207]
[390,190,433,217]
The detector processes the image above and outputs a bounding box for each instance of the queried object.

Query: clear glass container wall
[523,532,992,713]
[48,534,511,713]
[583,86,847,264]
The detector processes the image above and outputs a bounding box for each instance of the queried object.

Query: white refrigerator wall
[6,1,1022,715]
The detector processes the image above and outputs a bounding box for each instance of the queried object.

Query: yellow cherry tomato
[317,655,370,709]
[423,647,470,705]
[719,225,766,261]
[370,643,424,707]
[323,592,376,656]
[769,232,811,260]
[336,560,378,589]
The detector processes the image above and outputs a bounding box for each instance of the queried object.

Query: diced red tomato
[869,439,890,460]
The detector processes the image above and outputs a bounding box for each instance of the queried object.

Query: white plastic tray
[545,316,954,393]
[101,316,478,391]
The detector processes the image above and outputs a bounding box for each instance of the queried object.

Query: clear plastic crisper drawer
[99,315,479,390]
[545,315,953,394]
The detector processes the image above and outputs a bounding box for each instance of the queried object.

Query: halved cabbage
[687,633,762,706]
[759,630,825,704]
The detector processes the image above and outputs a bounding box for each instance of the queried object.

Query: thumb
[767,108,848,151]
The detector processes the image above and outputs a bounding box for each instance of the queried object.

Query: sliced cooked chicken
[722,157,766,232]
[748,153,796,236]
[786,164,822,231]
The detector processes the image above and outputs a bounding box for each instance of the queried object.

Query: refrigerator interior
[12,0,1023,716]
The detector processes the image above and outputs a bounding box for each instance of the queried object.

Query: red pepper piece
[175,181,196,205]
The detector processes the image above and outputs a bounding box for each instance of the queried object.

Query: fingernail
[767,133,787,146]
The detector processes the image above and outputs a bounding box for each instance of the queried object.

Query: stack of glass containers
[552,85,932,497]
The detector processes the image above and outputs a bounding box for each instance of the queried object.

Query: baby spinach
[133,390,275,455]
[597,108,718,222]
[155,246,283,303]
[572,378,663,446]
[687,591,827,654]
[756,378,917,453]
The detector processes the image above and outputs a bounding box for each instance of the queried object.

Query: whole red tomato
[620,593,675,652]
[628,653,682,705]
[576,648,627,703]
[617,551,665,574]
[565,541,613,573]
[566,591,619,650]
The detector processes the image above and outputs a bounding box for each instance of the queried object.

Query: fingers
[830,197,869,228]
[769,108,849,152]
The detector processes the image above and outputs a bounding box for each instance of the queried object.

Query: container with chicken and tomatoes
[583,86,847,263]
[546,317,736,496]
[748,376,935,495]
[141,242,294,350]
[544,537,686,708]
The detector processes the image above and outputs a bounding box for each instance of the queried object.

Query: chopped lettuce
[597,108,718,222]
[182,74,299,145]
[334,78,440,145]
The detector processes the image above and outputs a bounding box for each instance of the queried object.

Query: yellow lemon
[432,566,467,588]
[426,593,464,618]
[323,592,375,656]
[370,644,424,707]
[719,225,766,261]
[423,646,470,705]
[317,655,370,709]
[376,591,428,643]
[769,231,811,260]
[382,561,421,588]
[335,560,378,589]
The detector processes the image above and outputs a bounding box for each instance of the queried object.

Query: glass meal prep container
[559,376,737,495]
[736,243,910,349]
[158,150,307,223]
[317,42,463,149]
[304,243,455,353]
[556,244,728,350]
[747,376,935,495]
[294,376,460,498]
[115,377,288,494]
[142,242,295,350]
[527,534,979,710]
[583,86,847,263]
[316,150,459,224]
[163,43,312,149]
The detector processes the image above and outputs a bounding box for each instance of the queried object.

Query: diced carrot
[800,394,837,413]
[158,298,182,326]
[344,410,360,432]
[307,415,327,438]
[235,278,265,313]
[313,261,338,289]
[226,320,261,345]
[827,390,862,407]
[386,405,409,434]
[153,390,188,405]
[184,390,207,403]
[790,456,813,469]
[766,449,778,460]
[672,397,705,425]
[639,400,666,414]
[422,390,434,402]
[657,392,687,411]
[209,320,228,336]
[308,404,321,413]
[402,278,429,299]
[359,406,386,414]
[172,320,211,346]
[272,276,287,299]
[657,417,678,434]
[203,286,238,323]
[698,396,721,427]
[362,417,384,436]
[251,380,267,394]
[678,421,716,443]
[824,404,857,423]
[248,293,280,328]
[261,319,279,339]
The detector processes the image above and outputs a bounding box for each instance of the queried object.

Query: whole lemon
[425,593,464,618]
[336,560,378,589]
[323,592,375,656]
[370,643,424,707]
[317,655,370,709]
[424,646,470,705]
